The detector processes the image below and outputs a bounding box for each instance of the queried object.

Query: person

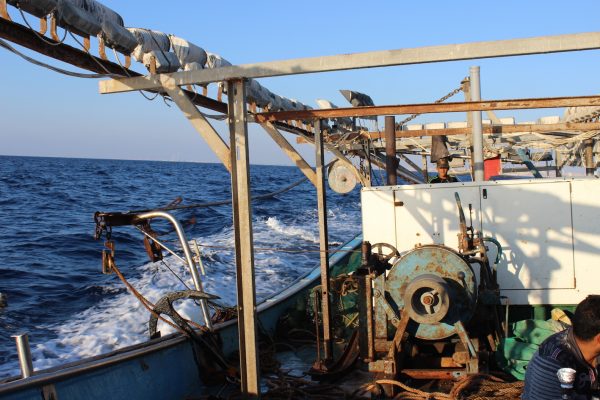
[522,295,600,400]
[429,158,458,183]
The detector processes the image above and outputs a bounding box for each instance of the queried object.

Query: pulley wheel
[327,160,357,194]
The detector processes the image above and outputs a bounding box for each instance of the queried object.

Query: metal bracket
[42,384,58,400]
[0,0,11,21]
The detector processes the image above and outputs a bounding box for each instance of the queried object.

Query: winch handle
[454,192,467,230]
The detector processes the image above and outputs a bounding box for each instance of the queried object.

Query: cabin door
[480,181,575,292]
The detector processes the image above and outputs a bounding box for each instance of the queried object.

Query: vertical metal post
[462,77,472,127]
[385,116,397,185]
[227,78,260,397]
[314,119,333,361]
[365,275,375,361]
[470,66,485,182]
[137,211,212,329]
[366,139,373,186]
[555,150,562,177]
[421,154,429,182]
[13,334,33,378]
[584,138,595,176]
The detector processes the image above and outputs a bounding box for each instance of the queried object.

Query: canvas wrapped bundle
[266,92,283,111]
[170,35,207,71]
[280,97,295,111]
[206,52,232,69]
[128,28,170,61]
[49,0,136,53]
[316,99,353,128]
[128,28,180,73]
[7,0,57,18]
[56,0,118,35]
[142,51,180,73]
[205,53,232,98]
[246,80,271,108]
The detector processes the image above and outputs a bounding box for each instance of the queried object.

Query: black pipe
[385,116,397,185]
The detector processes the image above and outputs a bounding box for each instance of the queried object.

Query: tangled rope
[359,374,523,400]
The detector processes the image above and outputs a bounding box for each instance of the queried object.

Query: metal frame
[95,30,600,395]
[314,119,333,361]
[99,31,600,93]
[364,122,600,139]
[251,96,600,122]
[227,79,260,397]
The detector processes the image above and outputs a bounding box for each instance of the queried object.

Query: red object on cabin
[484,156,501,180]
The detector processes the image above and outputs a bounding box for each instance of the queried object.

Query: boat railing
[93,210,213,330]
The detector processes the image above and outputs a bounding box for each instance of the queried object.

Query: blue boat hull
[0,235,363,400]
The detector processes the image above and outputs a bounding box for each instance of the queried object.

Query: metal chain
[397,77,468,127]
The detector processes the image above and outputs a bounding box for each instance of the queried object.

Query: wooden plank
[365,121,600,139]
[259,122,317,187]
[228,79,260,397]
[161,77,232,172]
[99,31,600,93]
[254,96,600,122]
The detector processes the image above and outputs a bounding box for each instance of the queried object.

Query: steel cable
[0,37,116,78]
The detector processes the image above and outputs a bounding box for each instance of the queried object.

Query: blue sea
[0,155,361,379]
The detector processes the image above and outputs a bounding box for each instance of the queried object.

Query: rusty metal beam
[400,369,464,380]
[385,116,398,185]
[365,122,600,139]
[254,96,600,122]
[100,31,600,93]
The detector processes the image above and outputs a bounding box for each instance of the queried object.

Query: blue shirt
[522,328,599,400]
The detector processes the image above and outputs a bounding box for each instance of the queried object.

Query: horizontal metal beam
[366,121,600,139]
[254,96,600,122]
[99,31,600,93]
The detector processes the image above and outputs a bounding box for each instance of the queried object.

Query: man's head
[573,295,600,344]
[436,158,449,179]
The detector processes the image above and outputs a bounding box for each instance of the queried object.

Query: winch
[351,192,503,394]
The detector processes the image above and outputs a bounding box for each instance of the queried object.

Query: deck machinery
[346,193,502,394]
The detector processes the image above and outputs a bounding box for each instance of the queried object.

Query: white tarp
[169,35,207,71]
[127,28,171,62]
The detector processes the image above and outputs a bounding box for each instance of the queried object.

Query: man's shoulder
[538,329,573,361]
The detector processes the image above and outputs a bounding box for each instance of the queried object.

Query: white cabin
[361,177,600,305]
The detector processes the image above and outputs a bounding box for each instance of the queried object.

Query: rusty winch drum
[386,245,477,340]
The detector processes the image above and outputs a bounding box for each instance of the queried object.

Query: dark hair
[573,295,600,341]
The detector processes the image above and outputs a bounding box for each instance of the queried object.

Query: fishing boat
[1,1,600,399]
